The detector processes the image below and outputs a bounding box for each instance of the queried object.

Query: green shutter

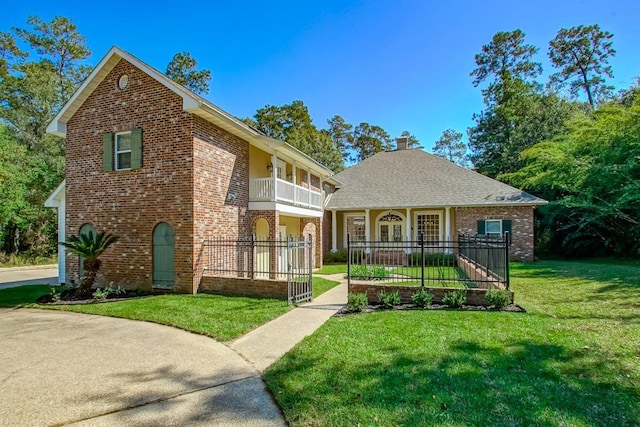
[131,128,142,169]
[502,220,512,244]
[477,220,486,235]
[103,133,113,172]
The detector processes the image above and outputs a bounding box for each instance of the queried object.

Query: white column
[331,210,337,252]
[271,153,278,202]
[58,201,66,284]
[405,208,412,254]
[365,209,371,254]
[445,207,451,254]
[292,164,297,204]
[307,168,312,207]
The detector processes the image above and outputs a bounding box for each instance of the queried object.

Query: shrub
[407,252,455,266]
[350,264,389,279]
[443,289,466,308]
[485,289,511,308]
[324,250,347,263]
[411,288,432,308]
[347,292,369,312]
[92,283,126,301]
[378,290,401,309]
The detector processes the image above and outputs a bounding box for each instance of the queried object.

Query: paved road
[0,309,285,426]
[0,264,58,290]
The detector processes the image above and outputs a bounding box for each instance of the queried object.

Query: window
[416,213,440,242]
[103,128,142,172]
[115,132,132,170]
[485,219,502,234]
[346,215,366,243]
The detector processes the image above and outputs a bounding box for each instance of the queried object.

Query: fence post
[504,231,510,290]
[308,233,313,299]
[347,233,351,288]
[250,234,255,280]
[420,233,425,288]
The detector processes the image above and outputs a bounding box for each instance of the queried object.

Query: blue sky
[3,0,640,151]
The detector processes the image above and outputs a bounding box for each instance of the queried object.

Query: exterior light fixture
[267,162,273,172]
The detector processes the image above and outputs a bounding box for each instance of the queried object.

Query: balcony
[249,177,322,210]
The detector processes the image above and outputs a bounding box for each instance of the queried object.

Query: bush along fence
[199,235,313,304]
[346,233,512,306]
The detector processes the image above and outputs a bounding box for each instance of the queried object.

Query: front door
[378,213,403,243]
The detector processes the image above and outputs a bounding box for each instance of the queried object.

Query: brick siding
[455,206,536,261]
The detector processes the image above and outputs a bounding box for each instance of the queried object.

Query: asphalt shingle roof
[326,149,547,210]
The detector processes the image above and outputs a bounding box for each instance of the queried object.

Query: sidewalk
[228,274,347,372]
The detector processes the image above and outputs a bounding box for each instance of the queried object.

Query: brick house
[45,46,546,295]
[325,140,547,261]
[45,46,337,293]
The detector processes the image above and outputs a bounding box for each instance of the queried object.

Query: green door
[153,223,174,288]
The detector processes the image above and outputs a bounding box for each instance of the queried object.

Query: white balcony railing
[249,177,322,210]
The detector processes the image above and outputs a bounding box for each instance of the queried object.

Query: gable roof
[46,46,338,183]
[326,149,546,210]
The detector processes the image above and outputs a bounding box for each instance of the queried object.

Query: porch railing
[249,177,322,210]
[346,233,509,289]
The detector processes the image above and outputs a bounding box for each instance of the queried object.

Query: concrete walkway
[0,272,347,426]
[229,275,347,372]
[0,264,58,289]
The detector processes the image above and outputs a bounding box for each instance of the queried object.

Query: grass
[0,276,340,341]
[264,259,640,426]
[314,263,347,275]
[0,285,52,307]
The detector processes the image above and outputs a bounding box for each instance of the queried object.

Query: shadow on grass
[266,339,640,426]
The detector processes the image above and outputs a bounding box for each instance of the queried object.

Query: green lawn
[0,285,52,307]
[314,263,347,275]
[264,259,640,426]
[0,276,339,341]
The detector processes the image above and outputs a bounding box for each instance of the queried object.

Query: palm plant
[62,231,119,297]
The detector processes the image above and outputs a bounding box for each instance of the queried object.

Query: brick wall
[200,276,287,299]
[300,217,322,267]
[454,206,535,261]
[65,58,194,291]
[192,116,251,292]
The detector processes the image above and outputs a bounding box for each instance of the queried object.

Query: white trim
[248,201,322,218]
[331,210,337,252]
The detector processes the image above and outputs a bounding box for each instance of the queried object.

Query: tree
[326,115,353,160]
[250,101,344,172]
[433,129,467,166]
[61,231,119,297]
[0,16,91,257]
[470,29,541,104]
[351,122,392,162]
[166,51,211,95]
[548,24,615,108]
[504,95,640,257]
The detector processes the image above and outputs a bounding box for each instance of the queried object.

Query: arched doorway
[78,223,95,279]
[377,211,405,243]
[153,222,174,288]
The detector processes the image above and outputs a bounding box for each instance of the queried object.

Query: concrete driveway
[0,309,285,426]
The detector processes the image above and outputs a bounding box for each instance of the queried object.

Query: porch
[249,177,322,210]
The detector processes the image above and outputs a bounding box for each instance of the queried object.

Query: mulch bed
[337,303,526,316]
[36,289,151,305]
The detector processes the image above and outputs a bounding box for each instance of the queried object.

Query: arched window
[153,222,174,288]
[78,223,95,278]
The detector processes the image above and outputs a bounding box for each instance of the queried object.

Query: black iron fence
[202,235,313,303]
[346,233,509,289]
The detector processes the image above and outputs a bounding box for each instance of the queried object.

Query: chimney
[396,137,408,150]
